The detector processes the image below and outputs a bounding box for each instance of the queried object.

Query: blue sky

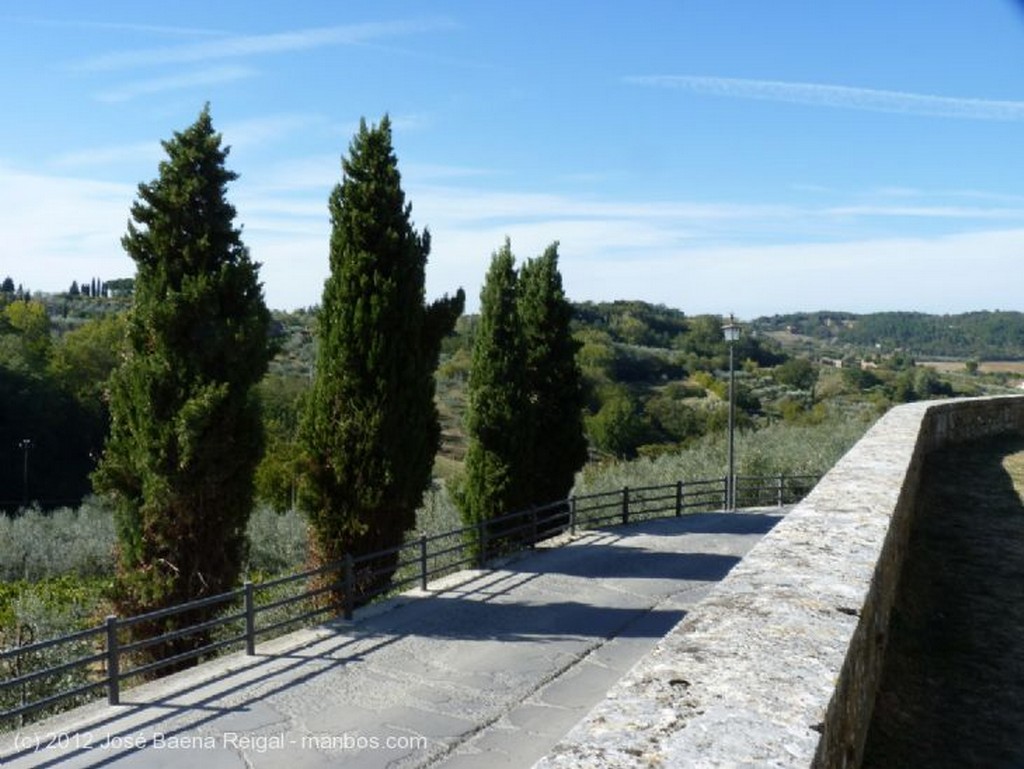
[3,1,1024,318]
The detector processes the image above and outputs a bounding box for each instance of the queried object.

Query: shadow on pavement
[2,510,783,769]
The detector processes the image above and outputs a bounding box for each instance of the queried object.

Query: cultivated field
[919,360,1024,375]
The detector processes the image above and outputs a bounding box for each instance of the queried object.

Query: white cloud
[409,184,794,228]
[95,66,256,103]
[562,228,1024,318]
[49,141,163,170]
[824,204,1024,220]
[241,155,341,193]
[16,17,226,38]
[625,75,1024,122]
[220,114,323,151]
[6,158,1023,318]
[74,19,458,72]
[0,165,136,285]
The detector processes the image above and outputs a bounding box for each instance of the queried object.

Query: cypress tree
[518,243,588,508]
[300,116,463,597]
[457,239,531,554]
[94,106,271,665]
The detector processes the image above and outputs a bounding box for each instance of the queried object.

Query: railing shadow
[0,509,787,767]
[1,474,812,748]
[2,628,403,769]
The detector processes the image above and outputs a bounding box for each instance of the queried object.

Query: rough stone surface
[535,396,1024,769]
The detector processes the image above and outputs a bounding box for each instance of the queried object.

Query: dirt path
[862,434,1024,768]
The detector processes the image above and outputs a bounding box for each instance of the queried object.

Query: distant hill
[754,311,1024,360]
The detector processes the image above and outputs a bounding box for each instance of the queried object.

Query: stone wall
[534,395,1024,769]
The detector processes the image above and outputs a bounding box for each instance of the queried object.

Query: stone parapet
[535,396,1024,769]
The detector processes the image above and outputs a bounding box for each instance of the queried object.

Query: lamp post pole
[18,438,33,507]
[722,316,740,511]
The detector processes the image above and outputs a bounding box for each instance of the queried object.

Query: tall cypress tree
[518,242,588,507]
[300,116,463,595]
[94,106,271,664]
[457,240,531,552]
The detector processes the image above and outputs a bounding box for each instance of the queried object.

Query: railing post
[105,615,120,706]
[569,496,577,536]
[777,473,785,507]
[723,476,729,511]
[419,534,428,591]
[622,486,630,525]
[675,481,683,517]
[477,520,488,568]
[343,554,355,621]
[244,581,256,656]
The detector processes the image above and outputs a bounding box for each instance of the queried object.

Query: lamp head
[722,314,741,343]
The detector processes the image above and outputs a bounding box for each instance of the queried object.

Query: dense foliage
[92,106,272,663]
[458,241,532,539]
[300,116,463,593]
[457,240,588,548]
[756,310,1024,359]
[518,244,588,504]
[0,293,122,512]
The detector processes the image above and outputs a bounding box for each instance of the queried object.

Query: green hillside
[755,310,1024,360]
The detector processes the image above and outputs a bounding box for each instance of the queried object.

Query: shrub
[0,499,116,581]
[244,505,309,577]
[575,408,874,498]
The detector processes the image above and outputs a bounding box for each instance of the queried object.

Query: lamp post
[722,316,740,511]
[18,438,33,507]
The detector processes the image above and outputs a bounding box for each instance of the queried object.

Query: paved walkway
[0,510,784,769]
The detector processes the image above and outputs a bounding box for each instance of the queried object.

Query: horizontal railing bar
[0,473,819,729]
[418,530,464,548]
[120,589,242,627]
[1,678,108,722]
[573,493,626,505]
[254,605,337,639]
[0,623,106,660]
[253,591,319,616]
[120,634,245,682]
[425,554,476,577]
[627,482,680,493]
[253,558,344,591]
[423,541,467,561]
[119,611,246,655]
[353,543,407,565]
[255,583,335,612]
[0,649,107,692]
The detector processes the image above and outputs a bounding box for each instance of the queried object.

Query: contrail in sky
[75,19,458,71]
[625,75,1024,121]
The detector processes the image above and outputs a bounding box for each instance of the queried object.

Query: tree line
[455,239,588,553]
[0,107,587,668]
[13,104,977,672]
[756,310,1024,359]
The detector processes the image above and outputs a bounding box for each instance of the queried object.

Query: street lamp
[18,438,33,507]
[722,316,740,511]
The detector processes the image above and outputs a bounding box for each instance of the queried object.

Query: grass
[862,433,1024,768]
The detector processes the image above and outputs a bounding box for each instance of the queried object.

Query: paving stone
[0,508,783,769]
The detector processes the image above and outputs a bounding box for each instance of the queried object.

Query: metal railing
[0,472,817,729]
